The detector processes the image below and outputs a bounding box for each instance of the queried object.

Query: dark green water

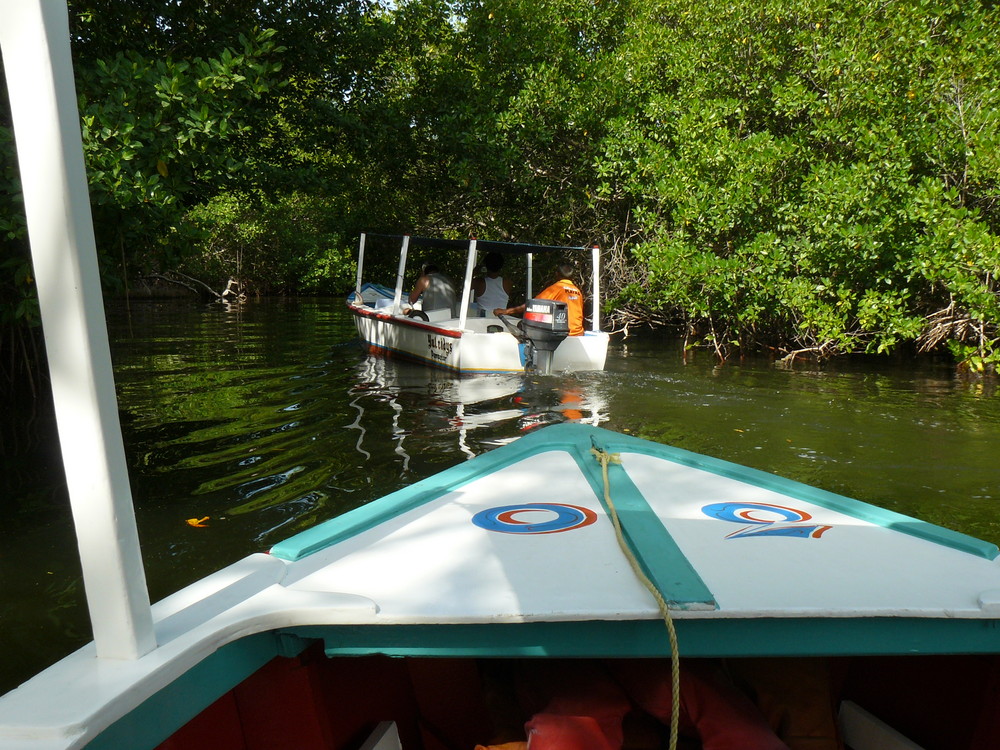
[2,297,999,694]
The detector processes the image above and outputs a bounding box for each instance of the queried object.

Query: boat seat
[358,721,401,750]
[423,308,454,322]
[838,701,924,749]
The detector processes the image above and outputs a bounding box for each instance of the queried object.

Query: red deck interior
[156,647,1000,750]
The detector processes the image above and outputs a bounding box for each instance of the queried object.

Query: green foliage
[4,0,1000,374]
[184,193,355,295]
[441,0,638,241]
[76,28,285,278]
[591,0,1000,366]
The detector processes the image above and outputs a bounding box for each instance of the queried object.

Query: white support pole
[591,245,601,332]
[392,235,410,312]
[458,239,477,329]
[526,253,534,301]
[0,0,155,659]
[354,233,366,299]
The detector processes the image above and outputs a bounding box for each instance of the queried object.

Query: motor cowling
[521,298,569,374]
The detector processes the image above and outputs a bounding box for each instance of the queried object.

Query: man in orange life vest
[493,263,585,336]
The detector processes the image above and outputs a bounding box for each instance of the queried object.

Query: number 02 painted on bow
[472,503,597,534]
[701,501,831,539]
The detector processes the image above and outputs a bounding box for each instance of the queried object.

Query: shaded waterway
[2,297,1000,695]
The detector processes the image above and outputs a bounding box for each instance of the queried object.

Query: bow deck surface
[275,423,1000,626]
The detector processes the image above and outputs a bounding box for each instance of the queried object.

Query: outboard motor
[521,298,569,374]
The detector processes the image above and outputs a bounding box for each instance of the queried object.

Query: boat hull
[349,303,609,374]
[100,645,1000,750]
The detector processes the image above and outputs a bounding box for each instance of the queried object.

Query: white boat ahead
[348,233,610,374]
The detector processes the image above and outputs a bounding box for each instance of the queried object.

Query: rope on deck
[590,446,681,750]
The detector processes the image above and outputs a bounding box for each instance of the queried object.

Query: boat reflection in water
[348,356,607,463]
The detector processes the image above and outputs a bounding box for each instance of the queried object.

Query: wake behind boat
[348,234,610,375]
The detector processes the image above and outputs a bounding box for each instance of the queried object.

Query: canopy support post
[0,0,155,659]
[458,239,477,329]
[591,245,601,332]
[354,233,366,299]
[526,253,534,300]
[392,236,410,313]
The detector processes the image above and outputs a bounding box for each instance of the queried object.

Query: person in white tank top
[471,252,513,315]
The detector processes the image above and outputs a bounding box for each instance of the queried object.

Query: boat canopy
[354,232,602,334]
[361,232,593,255]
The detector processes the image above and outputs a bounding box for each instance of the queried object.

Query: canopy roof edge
[362,233,594,254]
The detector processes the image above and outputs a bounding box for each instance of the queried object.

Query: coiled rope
[590,446,681,750]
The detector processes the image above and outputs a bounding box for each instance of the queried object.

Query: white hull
[350,302,609,374]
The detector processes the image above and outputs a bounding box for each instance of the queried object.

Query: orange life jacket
[536,279,584,336]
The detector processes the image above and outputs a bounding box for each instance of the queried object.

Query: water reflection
[348,357,607,464]
[73,303,1000,574]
